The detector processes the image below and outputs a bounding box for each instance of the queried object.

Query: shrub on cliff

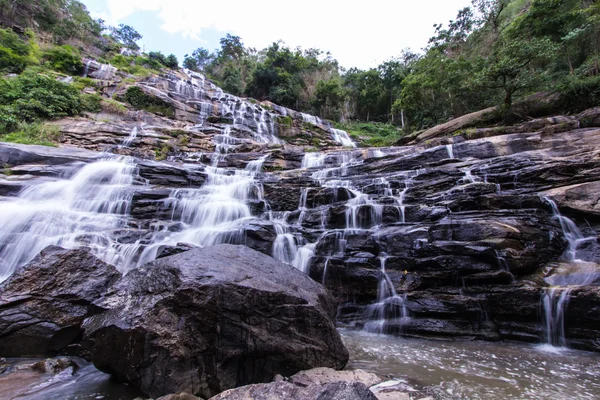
[0,68,81,133]
[0,29,39,73]
[123,86,174,117]
[42,45,83,75]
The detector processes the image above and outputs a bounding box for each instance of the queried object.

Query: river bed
[2,331,600,400]
[341,329,600,400]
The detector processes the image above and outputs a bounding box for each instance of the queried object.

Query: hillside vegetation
[0,0,598,146]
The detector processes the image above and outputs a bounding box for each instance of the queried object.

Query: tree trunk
[401,109,405,130]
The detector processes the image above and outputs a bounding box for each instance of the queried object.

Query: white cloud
[99,0,473,69]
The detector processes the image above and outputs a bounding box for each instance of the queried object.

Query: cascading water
[121,126,138,147]
[363,255,410,333]
[539,197,599,348]
[0,157,137,281]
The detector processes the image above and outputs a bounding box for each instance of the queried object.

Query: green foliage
[81,93,102,112]
[1,0,105,44]
[111,24,142,50]
[101,98,128,115]
[222,63,244,95]
[334,121,401,147]
[0,29,39,73]
[123,86,174,117]
[146,52,178,70]
[0,122,60,146]
[72,77,96,91]
[110,54,157,76]
[313,78,345,120]
[183,47,213,71]
[0,68,82,132]
[42,45,83,75]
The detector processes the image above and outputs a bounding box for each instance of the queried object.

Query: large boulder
[82,244,348,398]
[0,246,121,357]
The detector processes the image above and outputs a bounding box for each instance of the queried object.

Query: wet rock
[0,247,121,357]
[156,394,201,400]
[209,381,377,400]
[82,244,348,398]
[287,367,382,388]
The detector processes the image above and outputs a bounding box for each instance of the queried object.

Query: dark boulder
[0,246,120,357]
[82,244,348,398]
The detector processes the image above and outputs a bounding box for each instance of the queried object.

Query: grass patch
[334,121,402,147]
[123,86,175,118]
[101,98,128,115]
[0,122,60,146]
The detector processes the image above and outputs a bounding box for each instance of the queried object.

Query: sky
[81,0,473,69]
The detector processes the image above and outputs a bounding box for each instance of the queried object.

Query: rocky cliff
[1,61,599,353]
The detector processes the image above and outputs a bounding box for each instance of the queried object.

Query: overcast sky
[81,0,473,69]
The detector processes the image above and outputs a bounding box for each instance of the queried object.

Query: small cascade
[331,128,357,148]
[121,127,138,147]
[542,288,571,348]
[82,60,92,77]
[271,213,298,265]
[539,197,599,348]
[459,168,480,185]
[446,144,455,159]
[345,188,383,231]
[211,126,239,165]
[302,152,327,169]
[197,102,214,126]
[545,198,596,263]
[292,243,316,273]
[370,149,386,158]
[363,255,410,333]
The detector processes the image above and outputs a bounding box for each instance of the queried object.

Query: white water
[121,127,138,147]
[540,197,600,348]
[0,157,136,281]
[363,255,410,333]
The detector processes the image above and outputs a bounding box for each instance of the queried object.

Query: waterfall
[363,255,410,334]
[446,144,455,159]
[82,60,92,78]
[0,157,137,281]
[331,128,357,148]
[121,127,138,147]
[539,197,599,348]
[302,152,327,169]
[542,288,571,348]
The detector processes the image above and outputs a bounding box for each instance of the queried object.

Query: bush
[81,93,102,112]
[101,98,128,115]
[110,54,157,76]
[42,45,83,75]
[123,86,174,117]
[148,51,178,69]
[0,29,38,73]
[0,68,82,132]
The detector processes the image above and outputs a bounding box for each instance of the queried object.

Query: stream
[3,331,599,400]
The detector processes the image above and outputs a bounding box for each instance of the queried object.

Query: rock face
[3,58,600,357]
[82,245,348,398]
[0,247,120,357]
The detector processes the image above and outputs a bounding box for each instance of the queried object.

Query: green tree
[111,24,142,50]
[222,63,244,95]
[476,37,559,116]
[313,78,345,120]
[183,47,213,71]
